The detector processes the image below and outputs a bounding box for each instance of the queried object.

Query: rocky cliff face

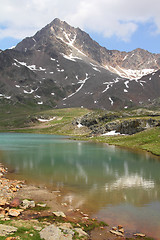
[15,18,160,79]
[0,18,160,110]
[74,110,160,135]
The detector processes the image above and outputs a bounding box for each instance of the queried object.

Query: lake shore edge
[0,162,154,240]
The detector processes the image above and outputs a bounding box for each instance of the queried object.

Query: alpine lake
[0,133,160,239]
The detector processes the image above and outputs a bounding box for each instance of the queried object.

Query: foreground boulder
[8,209,23,217]
[0,224,17,236]
[40,224,74,240]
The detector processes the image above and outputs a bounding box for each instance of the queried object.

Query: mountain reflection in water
[0,133,160,239]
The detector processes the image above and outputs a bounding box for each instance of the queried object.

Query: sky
[1,0,160,53]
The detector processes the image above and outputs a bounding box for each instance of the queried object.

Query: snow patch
[102,85,110,93]
[102,130,120,136]
[109,97,113,106]
[105,65,155,80]
[14,59,46,71]
[77,123,83,128]
[34,95,41,98]
[23,89,35,94]
[124,89,128,93]
[92,67,101,72]
[13,63,20,68]
[123,55,128,61]
[124,81,129,88]
[9,46,15,49]
[66,74,90,99]
[0,93,11,99]
[38,117,55,122]
[61,53,82,62]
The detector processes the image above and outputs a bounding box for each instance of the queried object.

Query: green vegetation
[0,103,49,129]
[0,105,160,156]
[0,223,42,240]
[75,127,160,156]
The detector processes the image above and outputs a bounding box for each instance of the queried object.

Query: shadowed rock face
[75,111,160,135]
[0,18,160,110]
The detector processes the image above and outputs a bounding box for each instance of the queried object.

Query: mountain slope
[0,18,160,110]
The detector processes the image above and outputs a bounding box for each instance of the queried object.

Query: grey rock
[21,199,35,209]
[110,229,124,237]
[0,224,17,236]
[74,228,89,238]
[8,208,23,217]
[133,233,146,237]
[40,224,74,240]
[52,211,66,218]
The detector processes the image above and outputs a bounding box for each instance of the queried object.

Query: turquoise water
[0,133,160,239]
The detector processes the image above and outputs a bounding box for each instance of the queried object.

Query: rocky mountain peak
[0,18,160,111]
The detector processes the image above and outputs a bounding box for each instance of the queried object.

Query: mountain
[0,18,160,110]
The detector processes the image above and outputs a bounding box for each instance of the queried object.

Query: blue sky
[1,0,160,53]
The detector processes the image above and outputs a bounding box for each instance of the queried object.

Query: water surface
[0,133,160,239]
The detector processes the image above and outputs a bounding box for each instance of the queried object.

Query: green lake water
[0,133,160,239]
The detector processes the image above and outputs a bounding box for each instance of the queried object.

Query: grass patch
[0,226,41,240]
[75,127,160,156]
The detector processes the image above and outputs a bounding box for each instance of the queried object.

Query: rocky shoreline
[0,163,152,240]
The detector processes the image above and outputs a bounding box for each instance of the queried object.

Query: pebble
[112,226,117,231]
[133,233,146,237]
[110,229,124,237]
[52,211,66,218]
[36,203,46,207]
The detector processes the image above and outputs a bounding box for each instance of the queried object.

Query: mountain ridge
[0,18,160,110]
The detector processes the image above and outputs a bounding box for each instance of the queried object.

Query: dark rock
[10,198,21,208]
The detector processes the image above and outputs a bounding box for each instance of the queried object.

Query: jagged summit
[0,18,160,110]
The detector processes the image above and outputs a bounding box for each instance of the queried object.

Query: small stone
[61,203,67,206]
[36,203,46,208]
[82,217,89,220]
[118,228,124,234]
[118,225,123,229]
[112,226,117,231]
[52,211,66,218]
[133,233,146,237]
[0,200,7,206]
[8,209,21,217]
[33,226,42,231]
[21,199,35,209]
[3,217,10,221]
[11,188,17,192]
[30,201,35,208]
[74,228,89,238]
[10,198,21,208]
[58,223,72,229]
[110,230,124,237]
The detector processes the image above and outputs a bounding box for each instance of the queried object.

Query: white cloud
[0,0,160,42]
